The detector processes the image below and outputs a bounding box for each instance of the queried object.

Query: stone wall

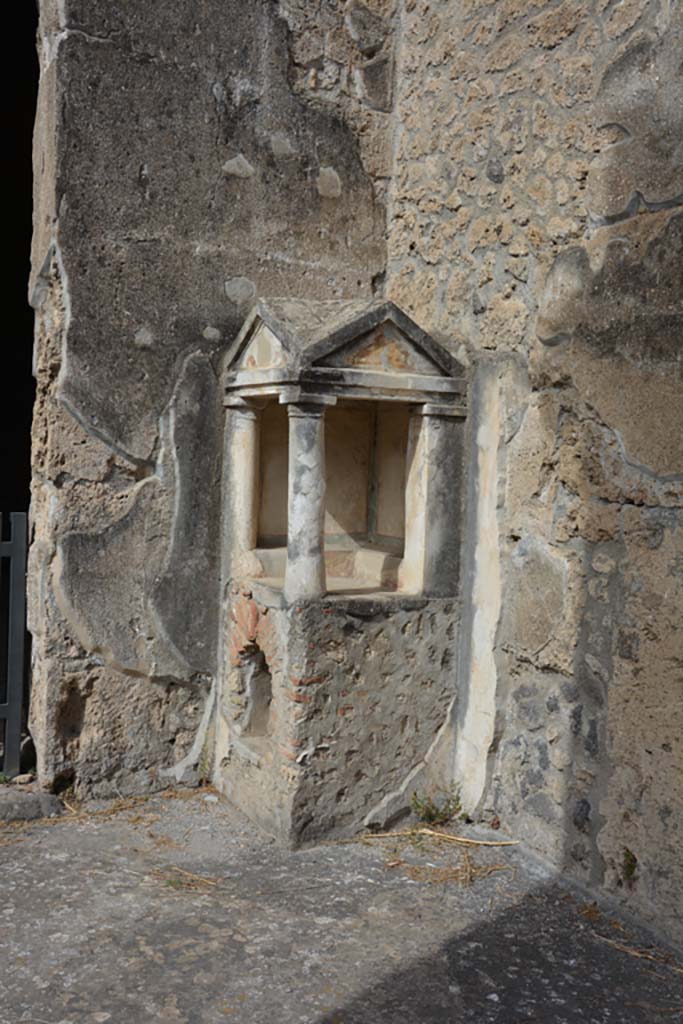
[30,0,682,945]
[386,0,682,944]
[217,587,459,844]
[30,0,388,795]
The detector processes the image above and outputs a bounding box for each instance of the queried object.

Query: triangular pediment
[235,323,287,371]
[317,321,444,376]
[224,298,465,384]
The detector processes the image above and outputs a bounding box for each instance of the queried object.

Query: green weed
[411,785,462,825]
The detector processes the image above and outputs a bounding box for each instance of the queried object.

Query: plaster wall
[375,405,409,539]
[258,400,409,548]
[258,403,288,543]
[325,405,373,539]
[30,0,389,796]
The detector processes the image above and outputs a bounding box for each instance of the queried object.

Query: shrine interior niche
[255,399,409,592]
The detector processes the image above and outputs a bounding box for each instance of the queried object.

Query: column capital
[414,402,467,419]
[224,396,267,415]
[278,388,337,410]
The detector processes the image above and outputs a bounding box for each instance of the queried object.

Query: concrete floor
[1,789,682,1024]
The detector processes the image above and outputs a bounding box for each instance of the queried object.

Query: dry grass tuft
[384,849,507,887]
[151,865,220,893]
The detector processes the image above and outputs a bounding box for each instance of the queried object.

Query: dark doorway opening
[2,3,38,518]
[1,2,39,774]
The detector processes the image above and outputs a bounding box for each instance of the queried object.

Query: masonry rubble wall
[217,588,459,844]
[30,0,682,944]
[386,0,682,944]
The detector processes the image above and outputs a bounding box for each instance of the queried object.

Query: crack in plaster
[363,690,459,829]
[587,189,683,237]
[31,240,155,474]
[145,349,216,680]
[611,427,683,486]
[42,20,204,81]
[160,677,217,785]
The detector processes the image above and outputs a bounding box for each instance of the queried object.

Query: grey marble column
[401,404,466,597]
[226,400,262,578]
[284,401,327,603]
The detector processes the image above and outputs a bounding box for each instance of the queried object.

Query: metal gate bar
[0,512,27,777]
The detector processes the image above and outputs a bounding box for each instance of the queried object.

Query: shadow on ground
[2,791,682,1024]
[316,882,683,1024]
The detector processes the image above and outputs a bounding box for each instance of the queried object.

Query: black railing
[0,512,27,777]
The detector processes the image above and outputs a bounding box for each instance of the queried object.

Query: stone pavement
[1,790,681,1024]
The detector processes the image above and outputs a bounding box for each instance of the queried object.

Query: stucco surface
[30,0,388,794]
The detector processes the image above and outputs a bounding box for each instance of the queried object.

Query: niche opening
[255,399,410,592]
[236,643,272,743]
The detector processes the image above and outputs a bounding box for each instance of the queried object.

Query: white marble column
[400,404,466,596]
[226,399,262,578]
[400,408,428,595]
[283,400,328,603]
